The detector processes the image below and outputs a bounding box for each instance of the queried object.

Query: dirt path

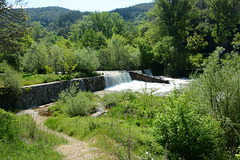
[17,105,114,160]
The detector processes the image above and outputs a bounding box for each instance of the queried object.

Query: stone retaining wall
[0,76,105,110]
[0,71,169,110]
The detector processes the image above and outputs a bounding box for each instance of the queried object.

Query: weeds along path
[18,105,116,160]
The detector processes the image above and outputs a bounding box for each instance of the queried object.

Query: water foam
[105,77,191,96]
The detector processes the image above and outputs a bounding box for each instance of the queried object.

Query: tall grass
[0,109,66,159]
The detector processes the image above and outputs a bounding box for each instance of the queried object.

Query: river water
[105,77,191,96]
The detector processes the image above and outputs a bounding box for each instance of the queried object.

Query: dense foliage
[2,1,240,77]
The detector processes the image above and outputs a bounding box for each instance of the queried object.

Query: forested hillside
[25,7,72,27]
[25,3,153,37]
[25,3,154,28]
[110,3,154,22]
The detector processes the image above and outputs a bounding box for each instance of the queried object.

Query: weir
[0,70,171,110]
[104,72,132,88]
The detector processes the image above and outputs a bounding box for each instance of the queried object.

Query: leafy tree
[88,12,114,38]
[206,0,240,47]
[133,37,154,69]
[109,35,128,70]
[154,36,189,76]
[49,44,64,72]
[68,16,93,44]
[98,35,140,70]
[187,32,208,53]
[0,0,30,62]
[124,45,141,70]
[153,0,193,76]
[22,42,48,73]
[61,48,78,79]
[232,32,240,51]
[31,21,46,42]
[74,48,100,73]
[154,0,193,40]
[111,12,126,35]
[81,28,107,50]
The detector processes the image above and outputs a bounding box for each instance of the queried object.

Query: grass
[18,71,100,86]
[0,109,67,160]
[46,90,166,159]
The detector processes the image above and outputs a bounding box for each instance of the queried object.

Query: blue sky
[15,0,153,11]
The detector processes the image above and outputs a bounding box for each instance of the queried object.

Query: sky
[12,0,154,12]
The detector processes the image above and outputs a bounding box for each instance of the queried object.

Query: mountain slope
[25,6,72,27]
[110,3,155,21]
[25,3,155,27]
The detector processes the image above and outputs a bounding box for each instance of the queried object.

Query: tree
[88,12,114,38]
[68,16,93,44]
[74,48,100,73]
[32,21,46,42]
[22,42,48,73]
[153,0,193,76]
[81,28,107,50]
[0,0,29,57]
[133,37,154,69]
[111,12,126,36]
[206,0,240,47]
[61,48,78,79]
[154,0,193,40]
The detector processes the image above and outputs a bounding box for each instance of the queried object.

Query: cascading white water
[143,69,153,76]
[104,72,132,88]
[105,77,191,96]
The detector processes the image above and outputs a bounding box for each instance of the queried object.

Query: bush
[153,94,226,160]
[0,62,22,109]
[51,84,98,117]
[0,62,21,93]
[188,47,240,157]
[64,92,97,117]
[102,92,123,108]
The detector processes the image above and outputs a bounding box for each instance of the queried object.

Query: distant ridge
[25,3,155,27]
[25,7,72,27]
[110,3,154,21]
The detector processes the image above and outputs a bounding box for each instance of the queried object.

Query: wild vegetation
[44,47,240,159]
[1,0,240,159]
[0,108,66,159]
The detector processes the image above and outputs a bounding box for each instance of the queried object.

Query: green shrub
[102,90,137,108]
[50,84,98,117]
[153,94,226,160]
[64,92,97,117]
[0,62,21,93]
[188,47,240,157]
[102,92,122,108]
